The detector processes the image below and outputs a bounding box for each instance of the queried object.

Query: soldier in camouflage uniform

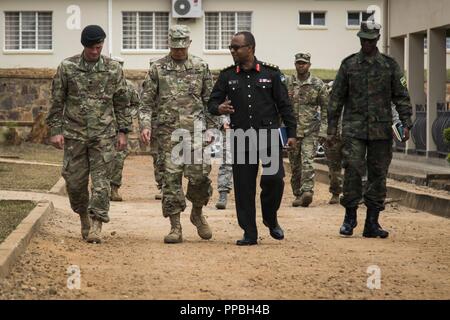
[215,115,233,209]
[328,22,413,238]
[139,25,218,244]
[46,25,131,244]
[323,81,343,205]
[109,57,141,201]
[149,105,164,200]
[286,53,328,207]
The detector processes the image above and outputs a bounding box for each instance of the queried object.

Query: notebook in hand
[392,121,404,142]
[278,127,288,148]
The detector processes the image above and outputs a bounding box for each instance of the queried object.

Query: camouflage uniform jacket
[46,54,131,140]
[327,50,413,140]
[286,73,329,138]
[126,80,141,116]
[139,54,219,134]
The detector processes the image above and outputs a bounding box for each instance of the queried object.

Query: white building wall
[0,0,109,68]
[1,0,388,70]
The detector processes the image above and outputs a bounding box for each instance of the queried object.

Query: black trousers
[231,139,285,240]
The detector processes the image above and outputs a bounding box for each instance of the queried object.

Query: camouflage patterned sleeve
[391,60,413,129]
[129,86,141,118]
[139,64,158,131]
[327,63,348,136]
[113,67,132,132]
[46,63,67,136]
[318,83,329,138]
[285,74,294,100]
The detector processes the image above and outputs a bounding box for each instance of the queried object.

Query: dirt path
[0,155,449,300]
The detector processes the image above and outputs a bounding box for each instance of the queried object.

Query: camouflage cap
[295,52,311,63]
[357,21,381,40]
[169,25,191,48]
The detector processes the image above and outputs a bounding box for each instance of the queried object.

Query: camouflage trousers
[288,134,317,196]
[62,138,115,223]
[111,148,128,187]
[341,137,393,211]
[324,136,343,196]
[150,132,163,190]
[217,137,233,193]
[217,162,233,193]
[160,137,212,217]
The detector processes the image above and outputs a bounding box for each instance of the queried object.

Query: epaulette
[221,64,236,72]
[261,61,279,70]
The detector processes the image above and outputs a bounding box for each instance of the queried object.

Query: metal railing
[432,103,450,156]
[411,104,427,153]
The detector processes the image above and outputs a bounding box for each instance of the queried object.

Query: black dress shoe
[236,237,257,246]
[263,220,284,240]
[269,225,284,240]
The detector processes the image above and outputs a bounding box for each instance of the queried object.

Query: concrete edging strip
[309,161,450,218]
[49,176,66,196]
[0,200,54,279]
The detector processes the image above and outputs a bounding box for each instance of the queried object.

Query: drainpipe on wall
[108,0,113,57]
[383,0,389,54]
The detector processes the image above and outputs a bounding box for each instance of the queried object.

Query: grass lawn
[0,162,61,190]
[0,200,35,244]
[0,142,63,164]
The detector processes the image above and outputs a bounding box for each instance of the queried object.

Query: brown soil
[0,155,449,300]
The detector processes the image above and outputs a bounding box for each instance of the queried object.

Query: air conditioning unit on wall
[172,0,203,18]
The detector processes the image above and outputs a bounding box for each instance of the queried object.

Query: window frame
[297,11,327,30]
[3,11,53,53]
[203,11,252,53]
[346,10,375,29]
[120,11,170,53]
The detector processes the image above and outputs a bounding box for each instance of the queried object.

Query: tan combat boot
[86,218,102,244]
[155,190,162,200]
[110,185,123,201]
[329,194,340,205]
[299,191,313,207]
[190,206,212,240]
[215,192,228,210]
[292,196,303,207]
[79,212,91,240]
[164,213,182,243]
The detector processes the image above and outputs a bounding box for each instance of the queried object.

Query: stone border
[0,200,54,278]
[309,161,450,218]
[49,176,66,196]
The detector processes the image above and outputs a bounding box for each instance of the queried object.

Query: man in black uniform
[208,32,297,246]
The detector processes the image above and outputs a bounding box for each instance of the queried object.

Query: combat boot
[329,194,340,205]
[155,190,162,200]
[292,196,302,207]
[299,191,313,207]
[363,208,389,239]
[190,206,212,240]
[164,213,182,243]
[215,192,228,209]
[86,218,102,244]
[79,212,91,240]
[339,207,358,236]
[110,185,123,201]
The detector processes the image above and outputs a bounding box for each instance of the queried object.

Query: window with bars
[347,11,375,27]
[299,11,326,27]
[205,12,252,51]
[122,12,169,50]
[4,11,52,50]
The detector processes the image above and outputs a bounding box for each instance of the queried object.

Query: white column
[426,28,446,157]
[108,0,113,57]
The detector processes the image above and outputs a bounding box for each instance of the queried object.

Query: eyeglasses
[228,44,249,51]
